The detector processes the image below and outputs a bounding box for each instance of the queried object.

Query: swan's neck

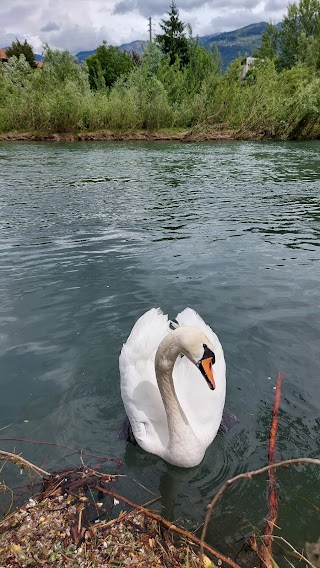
[155,329,195,446]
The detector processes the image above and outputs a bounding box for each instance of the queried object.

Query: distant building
[0,48,8,63]
[240,56,257,78]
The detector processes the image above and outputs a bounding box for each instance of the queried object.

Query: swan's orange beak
[198,357,215,390]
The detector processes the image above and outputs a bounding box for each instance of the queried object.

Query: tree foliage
[86,42,135,89]
[278,0,320,68]
[255,23,279,59]
[41,45,89,90]
[1,0,320,139]
[155,1,190,67]
[6,39,37,69]
[141,43,164,76]
[184,43,221,94]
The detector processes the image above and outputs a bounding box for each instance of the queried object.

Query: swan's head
[178,327,216,391]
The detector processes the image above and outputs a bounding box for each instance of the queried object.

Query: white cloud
[0,0,288,54]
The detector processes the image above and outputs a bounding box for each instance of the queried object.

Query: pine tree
[6,39,37,69]
[155,2,190,67]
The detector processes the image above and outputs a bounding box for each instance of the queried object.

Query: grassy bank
[1,48,320,141]
[0,127,249,142]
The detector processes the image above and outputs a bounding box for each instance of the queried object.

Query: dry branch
[258,372,284,567]
[199,457,320,562]
[262,535,317,568]
[0,450,50,477]
[0,437,123,465]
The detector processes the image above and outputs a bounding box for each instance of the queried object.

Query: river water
[0,141,319,559]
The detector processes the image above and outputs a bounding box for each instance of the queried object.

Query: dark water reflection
[0,141,319,560]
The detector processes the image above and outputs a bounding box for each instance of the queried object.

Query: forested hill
[75,22,280,69]
[199,22,281,68]
[76,41,146,63]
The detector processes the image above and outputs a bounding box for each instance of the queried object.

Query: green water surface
[0,140,319,560]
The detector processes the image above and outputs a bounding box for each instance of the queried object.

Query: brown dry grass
[0,493,203,567]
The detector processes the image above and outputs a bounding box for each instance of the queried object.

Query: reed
[1,49,320,139]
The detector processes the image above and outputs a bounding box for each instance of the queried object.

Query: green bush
[0,32,319,139]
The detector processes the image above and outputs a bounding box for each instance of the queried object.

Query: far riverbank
[0,127,269,142]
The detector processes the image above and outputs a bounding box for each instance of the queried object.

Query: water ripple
[0,140,319,549]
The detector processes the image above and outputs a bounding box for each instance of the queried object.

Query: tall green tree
[184,43,221,94]
[141,43,164,77]
[255,23,279,59]
[86,42,135,89]
[278,0,320,68]
[6,39,37,69]
[297,31,320,67]
[155,2,190,67]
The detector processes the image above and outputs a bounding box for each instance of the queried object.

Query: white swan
[119,307,226,468]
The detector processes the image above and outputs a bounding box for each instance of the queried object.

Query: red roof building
[0,48,42,67]
[0,48,8,62]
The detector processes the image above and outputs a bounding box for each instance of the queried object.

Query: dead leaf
[71,523,86,546]
[11,543,25,558]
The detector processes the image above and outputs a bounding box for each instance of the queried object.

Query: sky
[0,0,288,55]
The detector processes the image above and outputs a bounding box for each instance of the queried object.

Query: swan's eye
[202,344,215,365]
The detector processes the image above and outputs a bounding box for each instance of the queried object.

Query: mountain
[2,22,279,70]
[76,40,147,63]
[76,49,96,63]
[198,22,271,69]
[75,22,281,69]
[118,40,147,54]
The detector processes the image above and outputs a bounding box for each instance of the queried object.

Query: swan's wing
[119,308,170,454]
[173,308,226,444]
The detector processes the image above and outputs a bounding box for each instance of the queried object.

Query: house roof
[0,48,43,67]
[0,48,8,60]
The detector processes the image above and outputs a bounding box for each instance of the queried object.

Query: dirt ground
[0,127,261,143]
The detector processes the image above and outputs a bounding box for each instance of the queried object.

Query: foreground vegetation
[0,456,207,568]
[0,0,320,140]
[1,445,319,567]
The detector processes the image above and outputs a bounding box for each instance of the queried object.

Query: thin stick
[0,424,13,432]
[0,450,50,477]
[95,485,241,568]
[130,477,157,496]
[200,458,320,560]
[94,495,161,531]
[259,372,284,567]
[0,437,123,464]
[263,535,317,568]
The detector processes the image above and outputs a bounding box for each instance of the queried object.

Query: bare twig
[0,437,123,465]
[259,372,284,568]
[262,535,317,568]
[94,495,161,531]
[129,477,157,496]
[95,485,241,568]
[200,458,320,561]
[0,450,50,477]
[0,424,13,432]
